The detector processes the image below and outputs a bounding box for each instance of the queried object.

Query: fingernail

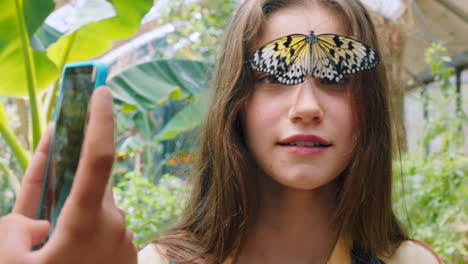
[102,87,113,103]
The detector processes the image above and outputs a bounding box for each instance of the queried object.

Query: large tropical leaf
[153,96,208,142]
[22,0,54,37]
[108,59,214,111]
[143,59,214,96]
[0,0,58,97]
[110,59,213,180]
[108,69,180,111]
[47,0,153,66]
[31,24,63,51]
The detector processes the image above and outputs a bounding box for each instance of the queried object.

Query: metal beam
[455,69,463,133]
[434,0,468,24]
[415,50,468,85]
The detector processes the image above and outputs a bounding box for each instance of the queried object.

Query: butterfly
[250,31,380,85]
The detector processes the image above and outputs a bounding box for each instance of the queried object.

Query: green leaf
[118,136,146,156]
[108,67,179,110]
[0,50,59,97]
[122,103,138,114]
[141,59,214,96]
[168,88,183,100]
[47,0,153,65]
[31,23,63,51]
[154,96,208,142]
[0,0,59,97]
[108,59,213,110]
[23,0,55,38]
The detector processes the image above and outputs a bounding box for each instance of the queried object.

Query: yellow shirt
[137,237,441,264]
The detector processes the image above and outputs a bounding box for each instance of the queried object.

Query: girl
[139,0,443,263]
[0,0,443,263]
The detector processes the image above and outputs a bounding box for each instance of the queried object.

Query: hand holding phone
[0,62,136,263]
[37,61,108,241]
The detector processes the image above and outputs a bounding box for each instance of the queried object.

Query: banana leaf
[0,0,57,97]
[153,96,208,142]
[47,0,153,66]
[108,59,214,111]
[31,24,63,51]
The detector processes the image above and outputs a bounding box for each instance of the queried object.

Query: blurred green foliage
[393,43,467,263]
[110,59,213,185]
[422,43,466,153]
[154,0,237,63]
[0,162,15,215]
[113,172,189,250]
[395,151,467,263]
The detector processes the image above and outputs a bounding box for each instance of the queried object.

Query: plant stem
[142,111,154,179]
[45,32,77,122]
[44,78,60,122]
[15,0,44,151]
[0,113,29,171]
[15,99,30,150]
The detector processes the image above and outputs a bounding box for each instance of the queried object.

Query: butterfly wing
[309,38,344,82]
[312,34,380,82]
[251,34,309,85]
[278,38,312,85]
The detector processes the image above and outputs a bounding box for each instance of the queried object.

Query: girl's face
[243,3,357,190]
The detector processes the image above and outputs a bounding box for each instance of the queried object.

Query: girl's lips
[278,144,330,155]
[278,134,331,146]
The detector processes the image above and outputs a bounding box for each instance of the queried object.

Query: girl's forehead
[254,5,347,49]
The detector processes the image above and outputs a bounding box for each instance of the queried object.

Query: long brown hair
[154,0,408,262]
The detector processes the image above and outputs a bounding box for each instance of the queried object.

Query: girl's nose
[288,76,324,124]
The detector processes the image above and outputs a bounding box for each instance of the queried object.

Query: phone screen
[38,66,96,234]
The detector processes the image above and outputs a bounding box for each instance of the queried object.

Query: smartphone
[36,61,108,247]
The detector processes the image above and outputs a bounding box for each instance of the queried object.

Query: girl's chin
[269,174,337,191]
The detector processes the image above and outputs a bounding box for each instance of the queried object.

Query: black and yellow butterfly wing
[250,34,310,85]
[312,34,380,81]
[250,32,380,85]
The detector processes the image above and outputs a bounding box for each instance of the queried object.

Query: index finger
[67,86,115,210]
[13,124,54,217]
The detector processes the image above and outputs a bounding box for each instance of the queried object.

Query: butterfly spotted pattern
[250,31,380,85]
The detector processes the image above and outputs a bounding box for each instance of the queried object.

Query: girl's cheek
[249,93,283,114]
